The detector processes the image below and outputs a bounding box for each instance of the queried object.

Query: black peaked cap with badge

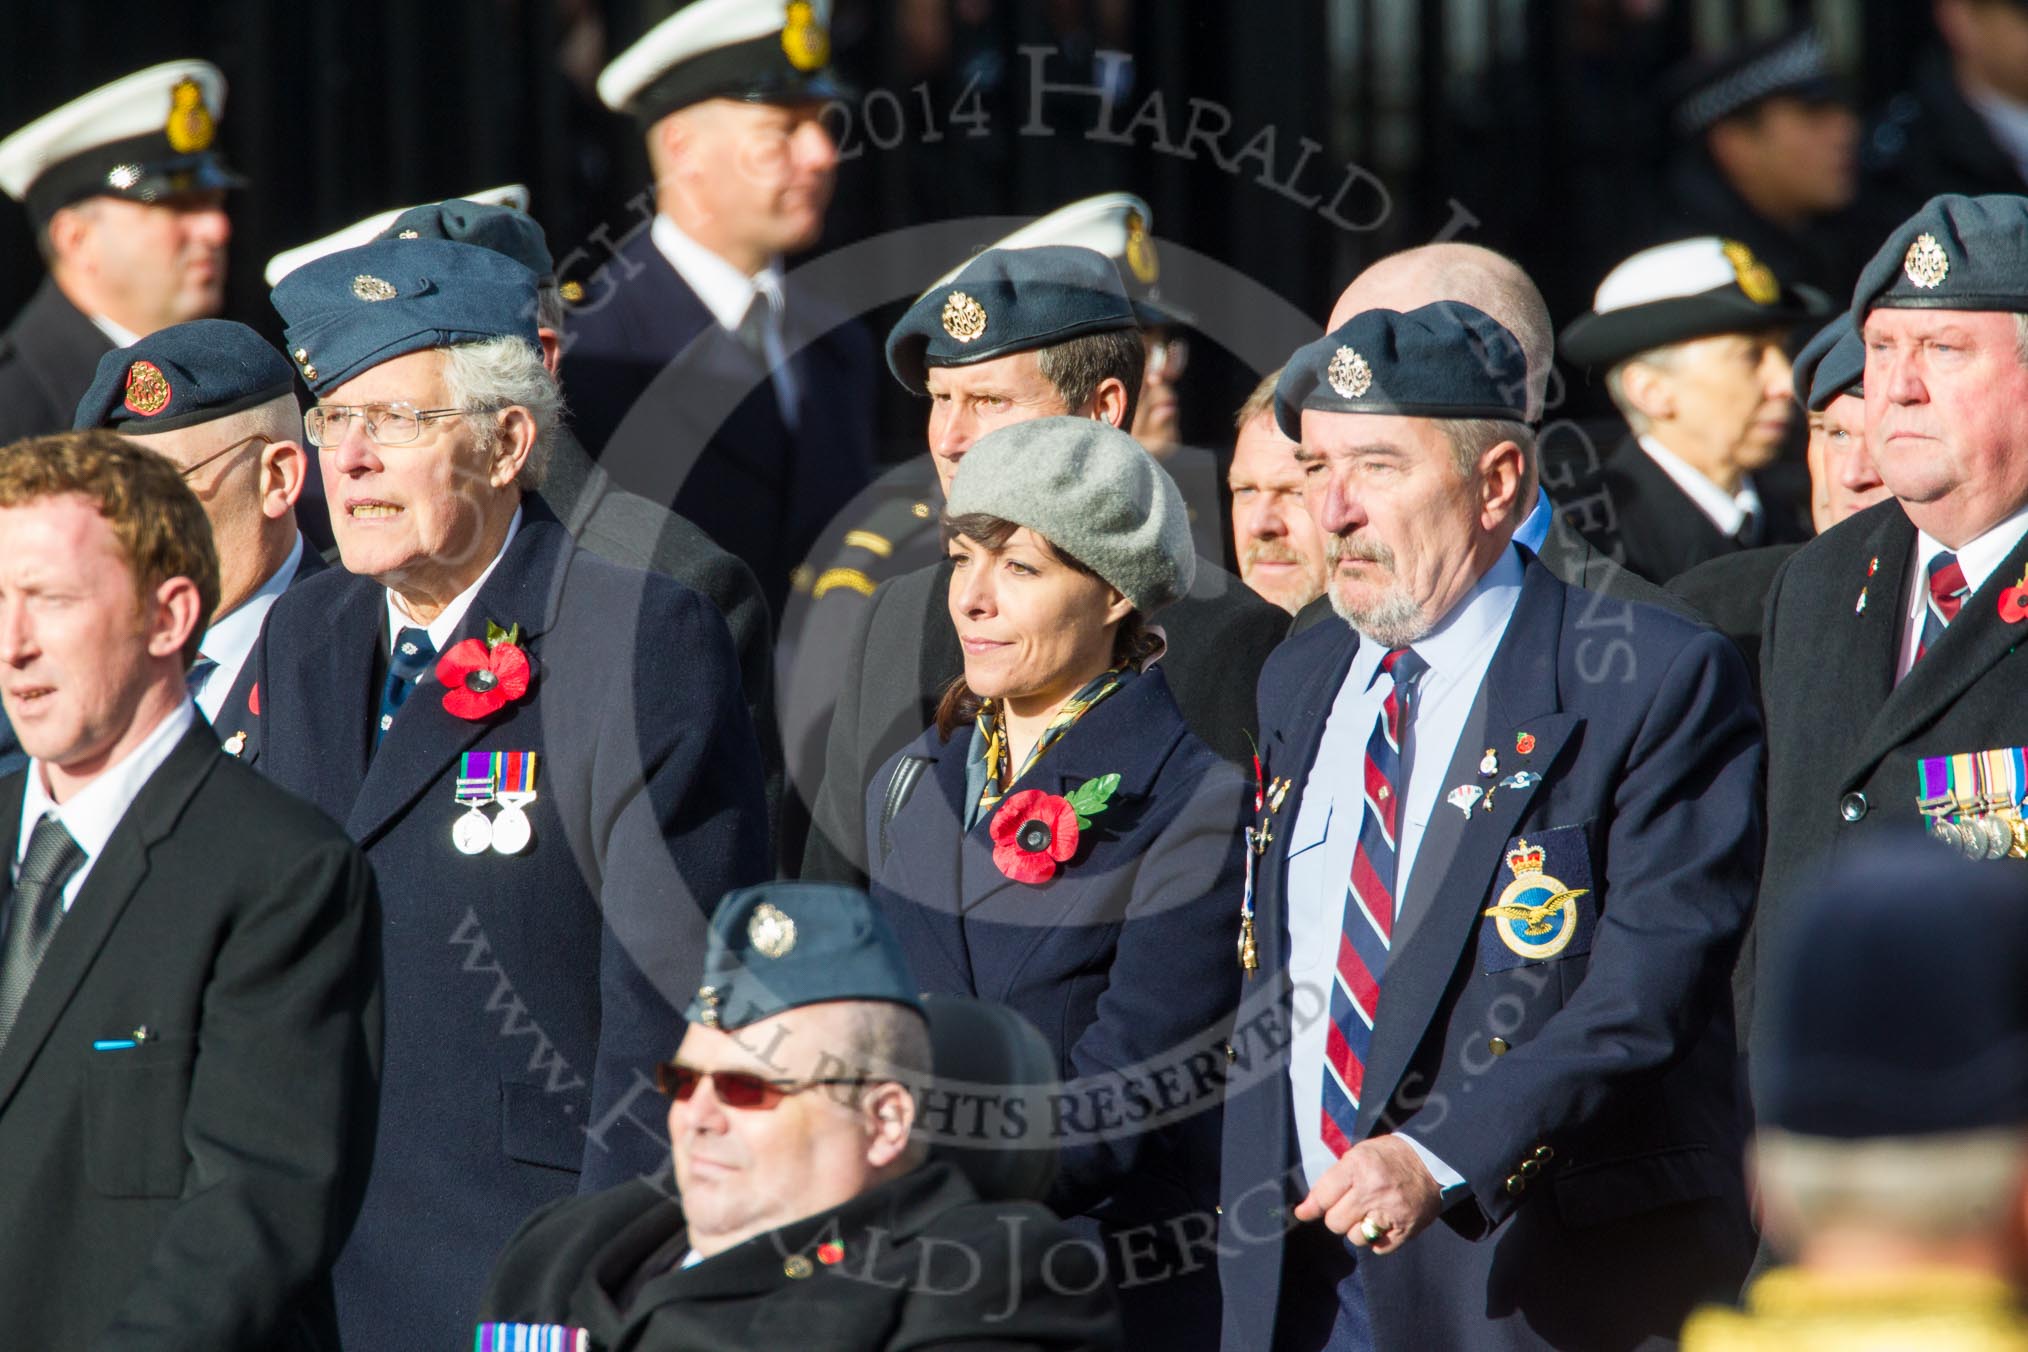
[1850,192,2028,321]
[270,238,540,396]
[597,0,845,125]
[377,199,554,283]
[1274,300,1529,440]
[1757,836,2028,1138]
[1561,236,1827,369]
[1790,313,1863,413]
[1667,25,1844,139]
[73,318,293,433]
[885,244,1137,395]
[686,883,924,1033]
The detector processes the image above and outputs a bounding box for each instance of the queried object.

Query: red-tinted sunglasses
[655,1060,873,1111]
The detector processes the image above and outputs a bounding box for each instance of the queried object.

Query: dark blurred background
[0,1,1950,459]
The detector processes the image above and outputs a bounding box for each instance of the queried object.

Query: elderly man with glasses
[250,236,769,1350]
[479,883,1123,1350]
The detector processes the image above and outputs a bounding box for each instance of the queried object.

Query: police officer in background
[0,61,239,444]
[796,244,1287,884]
[566,0,876,621]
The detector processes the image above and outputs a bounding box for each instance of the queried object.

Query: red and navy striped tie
[1321,646,1427,1157]
[1915,550,1968,664]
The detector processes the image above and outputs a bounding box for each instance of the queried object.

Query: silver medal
[453,807,494,855]
[491,805,532,855]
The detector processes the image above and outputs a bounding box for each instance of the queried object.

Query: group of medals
[453,750,540,856]
[1918,749,2028,860]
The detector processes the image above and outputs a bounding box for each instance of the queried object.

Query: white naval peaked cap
[1559,235,1826,368]
[597,0,839,119]
[0,60,236,212]
[1592,238,1753,313]
[263,184,530,288]
[929,191,1188,325]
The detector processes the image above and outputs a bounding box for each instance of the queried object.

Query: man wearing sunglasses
[70,319,319,767]
[479,883,1121,1350]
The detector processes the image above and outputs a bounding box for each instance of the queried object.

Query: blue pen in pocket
[92,1039,136,1051]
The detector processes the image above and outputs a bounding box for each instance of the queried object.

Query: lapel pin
[1856,587,1868,615]
[1867,556,1879,577]
[817,1241,845,1265]
[1268,777,1291,812]
[1446,784,1483,818]
[1498,771,1541,790]
[222,730,247,757]
[1997,565,2028,624]
[1479,749,1499,777]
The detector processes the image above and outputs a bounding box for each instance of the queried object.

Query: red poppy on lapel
[1999,567,2028,624]
[990,790,1080,884]
[436,620,532,721]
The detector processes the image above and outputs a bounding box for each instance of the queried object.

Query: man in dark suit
[564,0,874,620]
[0,61,241,446]
[0,430,378,1348]
[257,237,769,1349]
[797,244,1289,885]
[1750,193,2028,1057]
[1864,1,2028,223]
[1218,303,1760,1351]
[478,883,1123,1349]
[1559,236,1824,585]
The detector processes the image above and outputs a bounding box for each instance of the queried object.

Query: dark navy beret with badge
[685,883,924,1032]
[73,318,293,433]
[270,238,540,397]
[886,244,1137,395]
[1273,300,1529,440]
[1790,313,1863,412]
[1850,192,2028,322]
[377,198,554,282]
[1755,837,2028,1138]
[1561,237,1826,369]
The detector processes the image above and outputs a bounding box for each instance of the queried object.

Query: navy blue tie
[184,654,217,703]
[376,627,436,749]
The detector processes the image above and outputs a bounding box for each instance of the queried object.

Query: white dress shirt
[17,699,196,913]
[1896,504,2028,683]
[1285,546,1526,1192]
[192,534,305,724]
[86,313,141,349]
[649,213,800,420]
[384,508,522,654]
[1637,435,1761,539]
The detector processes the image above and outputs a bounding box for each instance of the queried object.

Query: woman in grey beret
[862,416,1249,1350]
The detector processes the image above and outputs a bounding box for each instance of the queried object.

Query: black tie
[184,654,217,702]
[0,814,87,1045]
[376,627,436,750]
[1734,506,1765,549]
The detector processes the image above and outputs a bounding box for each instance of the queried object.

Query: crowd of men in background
[1,1,2027,1349]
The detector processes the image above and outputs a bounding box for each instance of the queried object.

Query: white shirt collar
[649,214,785,333]
[1347,545,1526,690]
[385,506,523,653]
[19,699,196,899]
[1965,84,2028,185]
[193,534,303,722]
[1637,434,1761,537]
[87,313,142,348]
[1910,502,2028,615]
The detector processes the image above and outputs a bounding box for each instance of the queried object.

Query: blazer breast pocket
[85,1036,195,1198]
[1477,823,1599,975]
[501,1078,586,1174]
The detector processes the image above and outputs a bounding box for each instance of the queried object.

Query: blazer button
[1488,1037,1510,1056]
[1520,1159,1540,1177]
[1224,1041,1237,1062]
[1214,1204,1224,1216]
[1504,1174,1527,1196]
[1534,1145,1554,1161]
[1839,792,1868,822]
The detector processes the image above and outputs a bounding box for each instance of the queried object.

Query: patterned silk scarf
[965,668,1130,829]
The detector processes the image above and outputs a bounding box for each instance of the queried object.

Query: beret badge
[747,902,798,959]
[941,290,988,343]
[1327,346,1373,399]
[122,361,172,417]
[1903,232,1949,290]
[781,0,830,73]
[351,274,398,302]
[1721,239,1779,305]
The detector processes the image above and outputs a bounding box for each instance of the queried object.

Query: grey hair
[536,281,567,337]
[440,337,563,491]
[2011,313,2028,366]
[1439,417,1537,523]
[1755,1126,2028,1249]
[1604,344,1686,438]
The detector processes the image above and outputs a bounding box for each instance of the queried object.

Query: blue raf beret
[1852,193,2028,322]
[686,883,924,1032]
[1755,835,2028,1139]
[886,244,1137,395]
[377,198,554,283]
[1791,313,1863,412]
[74,318,293,433]
[270,238,540,397]
[1275,301,1529,440]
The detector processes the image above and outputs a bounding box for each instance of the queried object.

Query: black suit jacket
[1566,437,1810,586]
[0,276,112,447]
[0,719,381,1349]
[207,544,328,769]
[1749,500,2028,1054]
[1666,543,1803,700]
[479,1162,1123,1350]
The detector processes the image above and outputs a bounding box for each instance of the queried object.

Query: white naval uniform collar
[1637,434,1761,538]
[384,505,523,654]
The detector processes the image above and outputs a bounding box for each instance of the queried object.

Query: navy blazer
[559,225,875,620]
[252,500,769,1350]
[1218,555,1762,1352]
[866,668,1247,1349]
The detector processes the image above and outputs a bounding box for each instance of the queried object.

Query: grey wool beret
[944,416,1195,616]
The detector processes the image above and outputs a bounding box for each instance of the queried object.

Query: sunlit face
[924,353,1075,496]
[0,495,171,775]
[1864,308,2028,546]
[1229,411,1327,614]
[674,99,838,257]
[68,191,230,332]
[669,1007,883,1257]
[1300,411,1508,644]
[318,348,520,601]
[947,526,1128,711]
[1131,329,1183,456]
[1643,330,1796,476]
[1808,391,1888,529]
